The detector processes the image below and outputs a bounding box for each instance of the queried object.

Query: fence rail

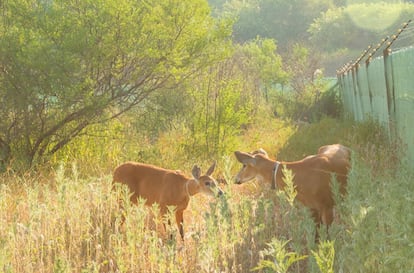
[337,20,414,168]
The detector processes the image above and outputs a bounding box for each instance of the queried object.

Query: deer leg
[310,209,322,242]
[175,210,184,240]
[158,206,171,239]
[322,208,334,239]
[321,208,334,226]
[309,208,334,242]
[310,209,321,227]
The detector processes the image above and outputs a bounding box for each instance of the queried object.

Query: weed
[252,238,307,273]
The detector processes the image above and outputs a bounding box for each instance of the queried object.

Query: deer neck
[259,159,279,184]
[186,179,199,197]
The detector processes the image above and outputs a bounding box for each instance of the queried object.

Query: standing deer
[317,144,351,164]
[234,144,351,226]
[113,161,223,239]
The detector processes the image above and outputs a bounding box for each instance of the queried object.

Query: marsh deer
[112,161,223,239]
[317,144,351,164]
[234,145,351,226]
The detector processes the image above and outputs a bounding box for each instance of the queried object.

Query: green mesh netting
[351,69,364,121]
[356,66,373,119]
[339,49,414,168]
[366,57,390,130]
[340,72,356,119]
[389,48,414,166]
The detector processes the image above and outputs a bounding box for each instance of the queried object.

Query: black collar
[271,161,280,190]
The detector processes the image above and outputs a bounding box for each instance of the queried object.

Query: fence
[337,21,414,168]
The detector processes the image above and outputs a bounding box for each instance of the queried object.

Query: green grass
[0,118,413,273]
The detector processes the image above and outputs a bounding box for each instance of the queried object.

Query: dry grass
[0,161,314,273]
[1,118,413,273]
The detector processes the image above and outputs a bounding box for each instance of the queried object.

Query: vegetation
[210,0,414,73]
[3,0,414,170]
[1,117,412,273]
[0,0,232,168]
[1,0,413,272]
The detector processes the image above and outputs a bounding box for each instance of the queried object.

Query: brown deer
[113,161,223,239]
[317,144,351,164]
[234,144,351,226]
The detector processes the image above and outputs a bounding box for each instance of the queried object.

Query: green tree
[235,38,289,100]
[186,38,288,158]
[308,3,414,53]
[0,0,231,169]
[119,37,287,161]
[231,0,334,47]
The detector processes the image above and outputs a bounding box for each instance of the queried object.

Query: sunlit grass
[0,118,413,272]
[0,167,280,272]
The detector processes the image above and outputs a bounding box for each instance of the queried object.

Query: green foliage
[346,2,407,32]
[127,37,289,163]
[189,78,252,158]
[263,42,339,122]
[239,105,296,154]
[309,3,414,52]
[333,156,414,272]
[129,88,192,140]
[311,241,335,273]
[278,166,297,207]
[1,2,413,271]
[277,117,352,160]
[186,37,288,159]
[51,119,125,172]
[236,38,290,97]
[229,0,334,47]
[269,81,340,123]
[0,115,413,273]
[0,0,231,169]
[252,238,307,273]
[284,44,315,93]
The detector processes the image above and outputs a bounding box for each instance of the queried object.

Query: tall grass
[0,165,280,272]
[0,118,412,273]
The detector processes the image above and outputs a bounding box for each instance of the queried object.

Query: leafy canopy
[0,0,231,168]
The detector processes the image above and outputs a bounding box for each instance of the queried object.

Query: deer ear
[234,151,256,166]
[192,165,201,180]
[205,161,216,176]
